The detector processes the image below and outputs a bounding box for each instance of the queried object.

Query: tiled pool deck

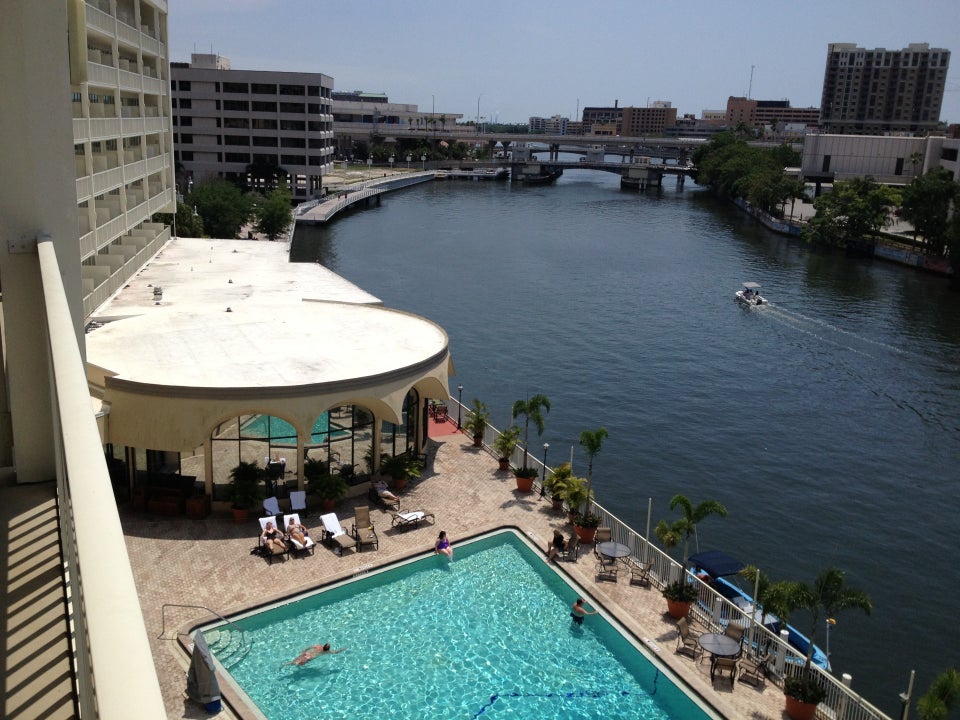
[125,427,785,720]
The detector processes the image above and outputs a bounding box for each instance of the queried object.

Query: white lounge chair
[320,512,357,555]
[289,490,307,514]
[282,513,316,556]
[257,516,288,564]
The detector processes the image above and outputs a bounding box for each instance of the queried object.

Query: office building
[621,104,679,136]
[819,43,950,135]
[726,97,821,130]
[170,54,335,200]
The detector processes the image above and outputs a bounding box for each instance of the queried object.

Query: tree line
[691,132,960,271]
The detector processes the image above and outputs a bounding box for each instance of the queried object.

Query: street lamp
[456,384,463,429]
[406,153,411,169]
[389,154,395,169]
[367,155,373,169]
[540,443,549,497]
[421,154,426,171]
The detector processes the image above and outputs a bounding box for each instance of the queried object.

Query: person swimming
[570,597,597,625]
[282,643,347,667]
[434,530,453,559]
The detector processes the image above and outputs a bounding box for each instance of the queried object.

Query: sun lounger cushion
[320,512,357,555]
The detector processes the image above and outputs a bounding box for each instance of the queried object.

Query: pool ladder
[159,603,252,670]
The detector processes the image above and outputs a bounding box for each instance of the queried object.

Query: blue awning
[688,550,745,578]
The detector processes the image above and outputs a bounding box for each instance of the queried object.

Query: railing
[447,395,893,720]
[38,238,166,717]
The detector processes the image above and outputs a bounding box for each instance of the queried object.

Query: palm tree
[654,494,728,567]
[781,567,872,671]
[511,395,550,469]
[578,427,608,514]
[917,668,960,720]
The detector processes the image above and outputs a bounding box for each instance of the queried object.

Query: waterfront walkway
[125,423,784,720]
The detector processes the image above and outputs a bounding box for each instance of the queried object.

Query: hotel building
[819,43,950,136]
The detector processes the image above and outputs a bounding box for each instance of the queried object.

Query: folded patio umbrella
[186,631,221,711]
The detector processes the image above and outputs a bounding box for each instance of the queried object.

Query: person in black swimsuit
[570,597,598,625]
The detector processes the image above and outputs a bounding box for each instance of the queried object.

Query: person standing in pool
[283,643,347,666]
[570,598,598,625]
[434,530,453,559]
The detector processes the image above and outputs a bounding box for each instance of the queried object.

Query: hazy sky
[169,0,959,125]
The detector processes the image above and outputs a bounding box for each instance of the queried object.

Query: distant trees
[691,132,802,214]
[900,168,960,257]
[802,177,899,248]
[254,182,293,240]
[190,179,255,239]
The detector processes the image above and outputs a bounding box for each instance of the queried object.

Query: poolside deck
[125,423,786,720]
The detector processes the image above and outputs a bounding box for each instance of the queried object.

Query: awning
[687,549,745,578]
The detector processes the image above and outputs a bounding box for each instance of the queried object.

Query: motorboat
[688,550,831,670]
[735,281,766,306]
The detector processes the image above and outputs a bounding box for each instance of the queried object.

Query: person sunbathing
[282,643,347,666]
[375,479,400,502]
[286,517,309,546]
[260,521,287,555]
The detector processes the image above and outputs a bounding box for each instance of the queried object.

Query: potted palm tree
[227,460,263,523]
[654,494,728,618]
[492,425,521,473]
[512,394,550,471]
[379,453,422,491]
[778,567,872,720]
[561,473,600,542]
[579,427,608,517]
[304,458,348,510]
[543,462,575,511]
[463,398,490,447]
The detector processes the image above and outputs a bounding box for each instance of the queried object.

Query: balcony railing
[37,237,166,717]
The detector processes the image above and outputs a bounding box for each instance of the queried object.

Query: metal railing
[449,395,893,720]
[39,237,166,718]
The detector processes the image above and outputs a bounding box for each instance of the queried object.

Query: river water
[292,168,960,715]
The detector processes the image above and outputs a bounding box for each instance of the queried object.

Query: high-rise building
[170,54,335,200]
[725,97,820,130]
[819,43,950,136]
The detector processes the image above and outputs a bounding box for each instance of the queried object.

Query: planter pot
[472,435,483,447]
[392,478,408,492]
[231,507,250,524]
[498,458,511,472]
[515,474,535,492]
[320,498,337,512]
[665,598,693,619]
[573,524,597,544]
[785,695,819,720]
[551,497,564,512]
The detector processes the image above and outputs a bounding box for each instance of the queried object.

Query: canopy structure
[687,550,745,578]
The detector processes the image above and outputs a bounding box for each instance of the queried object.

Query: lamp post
[389,154,394,170]
[456,384,463,429]
[421,154,426,171]
[406,153,411,169]
[540,443,549,497]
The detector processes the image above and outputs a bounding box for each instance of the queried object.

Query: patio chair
[596,558,618,583]
[724,623,745,657]
[711,656,738,686]
[257,516,289,564]
[629,559,654,587]
[675,617,701,661]
[263,496,281,519]
[289,490,307,514]
[390,510,435,532]
[320,512,357,555]
[594,527,612,547]
[282,513,315,557]
[351,505,379,551]
[559,532,579,561]
[738,652,771,688]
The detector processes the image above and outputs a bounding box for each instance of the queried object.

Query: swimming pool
[240,412,348,445]
[202,530,719,719]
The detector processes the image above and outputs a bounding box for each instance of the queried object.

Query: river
[292,167,960,716]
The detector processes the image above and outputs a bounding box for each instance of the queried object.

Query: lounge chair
[368,482,400,511]
[263,496,281,518]
[711,657,738,686]
[390,510,435,532]
[257,516,288,564]
[629,559,654,587]
[282,513,315,557]
[320,512,357,555]
[351,505,379,551]
[289,490,307,514]
[675,617,701,661]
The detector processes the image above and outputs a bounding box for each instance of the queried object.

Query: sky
[169,0,960,126]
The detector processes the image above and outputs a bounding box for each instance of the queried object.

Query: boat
[688,550,831,671]
[735,281,766,306]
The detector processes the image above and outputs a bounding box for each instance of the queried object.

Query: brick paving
[124,430,785,720]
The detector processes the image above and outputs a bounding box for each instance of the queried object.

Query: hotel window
[223,82,249,93]
[279,84,305,96]
[252,101,277,113]
[251,83,276,94]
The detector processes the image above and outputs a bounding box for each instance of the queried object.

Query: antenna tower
[747,65,755,99]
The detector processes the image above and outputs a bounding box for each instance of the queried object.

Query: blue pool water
[204,531,718,720]
[240,412,346,445]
